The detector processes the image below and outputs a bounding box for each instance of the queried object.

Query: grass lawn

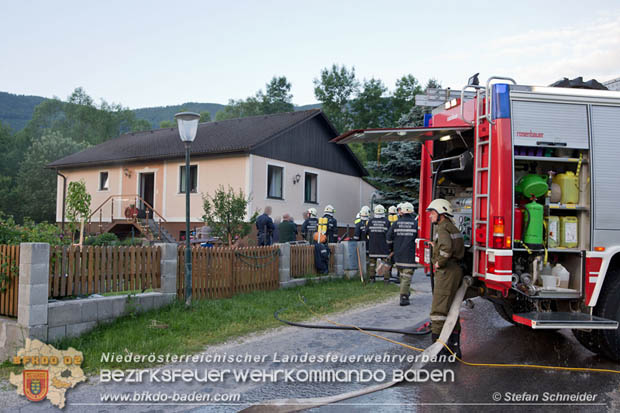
[1,278,398,379]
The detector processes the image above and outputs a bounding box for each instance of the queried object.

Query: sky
[2,0,619,109]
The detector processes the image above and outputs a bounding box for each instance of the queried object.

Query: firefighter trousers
[369,257,390,281]
[430,261,463,335]
[397,266,414,296]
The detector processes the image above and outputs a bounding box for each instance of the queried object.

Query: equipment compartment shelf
[514,155,588,163]
[548,204,589,211]
[513,248,582,253]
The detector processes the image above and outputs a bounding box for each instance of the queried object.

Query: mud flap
[513,312,619,330]
[240,282,468,413]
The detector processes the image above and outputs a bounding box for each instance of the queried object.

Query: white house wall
[250,155,377,226]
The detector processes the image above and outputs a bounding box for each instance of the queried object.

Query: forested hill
[0,92,46,131]
[0,91,322,131]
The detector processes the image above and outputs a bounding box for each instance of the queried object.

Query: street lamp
[175,111,200,306]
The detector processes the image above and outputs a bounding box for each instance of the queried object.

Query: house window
[99,172,109,191]
[179,165,197,193]
[267,165,283,199]
[304,172,317,203]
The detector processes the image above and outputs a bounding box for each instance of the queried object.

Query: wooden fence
[48,246,161,298]
[0,245,19,317]
[290,244,336,278]
[177,246,280,300]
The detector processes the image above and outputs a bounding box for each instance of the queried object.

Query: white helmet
[324,205,335,214]
[308,207,317,217]
[397,203,403,211]
[374,204,386,216]
[388,205,397,214]
[401,202,415,214]
[426,199,453,216]
[360,205,370,218]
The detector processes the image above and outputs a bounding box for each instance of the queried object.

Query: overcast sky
[2,0,619,108]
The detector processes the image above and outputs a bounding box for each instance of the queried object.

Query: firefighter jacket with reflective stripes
[301,217,318,240]
[322,214,338,243]
[367,216,391,258]
[353,218,369,242]
[386,214,418,267]
[432,218,465,268]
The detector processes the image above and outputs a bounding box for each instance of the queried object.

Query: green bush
[84,232,119,246]
[0,214,66,245]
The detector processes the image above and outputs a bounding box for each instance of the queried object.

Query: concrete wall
[249,155,378,227]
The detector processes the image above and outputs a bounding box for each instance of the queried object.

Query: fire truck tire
[492,302,517,325]
[572,329,605,355]
[594,269,620,361]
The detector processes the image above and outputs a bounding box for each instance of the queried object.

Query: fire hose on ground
[242,281,620,413]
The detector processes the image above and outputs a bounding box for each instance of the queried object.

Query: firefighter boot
[399,294,410,306]
[449,331,462,359]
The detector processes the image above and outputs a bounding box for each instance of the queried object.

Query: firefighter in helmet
[367,204,391,283]
[386,202,418,305]
[322,205,338,243]
[427,198,465,358]
[388,205,398,225]
[301,208,319,243]
[353,206,370,242]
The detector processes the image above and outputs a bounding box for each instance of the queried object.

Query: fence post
[278,243,291,284]
[332,243,344,276]
[17,243,50,341]
[155,243,177,296]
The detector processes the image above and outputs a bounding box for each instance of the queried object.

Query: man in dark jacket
[386,202,418,306]
[367,204,391,283]
[301,208,319,243]
[256,206,275,246]
[278,213,297,243]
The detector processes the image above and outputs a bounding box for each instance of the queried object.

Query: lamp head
[174,112,200,143]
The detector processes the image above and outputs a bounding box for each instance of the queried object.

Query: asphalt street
[1,272,619,412]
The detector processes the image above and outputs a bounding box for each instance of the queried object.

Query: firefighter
[353,206,370,242]
[301,208,319,243]
[388,205,398,225]
[397,203,404,217]
[256,206,275,246]
[322,205,338,243]
[427,198,465,358]
[386,202,417,306]
[367,204,391,283]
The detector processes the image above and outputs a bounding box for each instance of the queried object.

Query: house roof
[48,109,330,168]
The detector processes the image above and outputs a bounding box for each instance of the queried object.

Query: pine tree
[365,79,440,209]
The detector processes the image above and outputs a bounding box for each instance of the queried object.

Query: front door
[138,173,155,215]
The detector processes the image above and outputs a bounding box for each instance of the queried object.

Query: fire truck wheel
[492,302,517,325]
[572,329,605,355]
[595,269,620,361]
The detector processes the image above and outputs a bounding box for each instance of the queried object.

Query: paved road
[1,272,619,412]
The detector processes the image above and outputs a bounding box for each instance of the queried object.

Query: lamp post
[175,111,200,306]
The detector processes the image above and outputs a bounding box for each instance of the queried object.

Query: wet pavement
[1,272,618,412]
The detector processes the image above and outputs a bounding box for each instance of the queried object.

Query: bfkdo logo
[23,370,49,402]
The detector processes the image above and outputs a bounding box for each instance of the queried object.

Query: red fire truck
[334,75,620,360]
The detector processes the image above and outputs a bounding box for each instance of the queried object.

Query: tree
[159,120,174,128]
[215,76,294,121]
[15,131,88,223]
[313,64,359,133]
[66,180,91,244]
[199,111,211,123]
[259,76,294,114]
[202,186,257,246]
[365,79,441,208]
[392,74,423,122]
[350,78,391,163]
